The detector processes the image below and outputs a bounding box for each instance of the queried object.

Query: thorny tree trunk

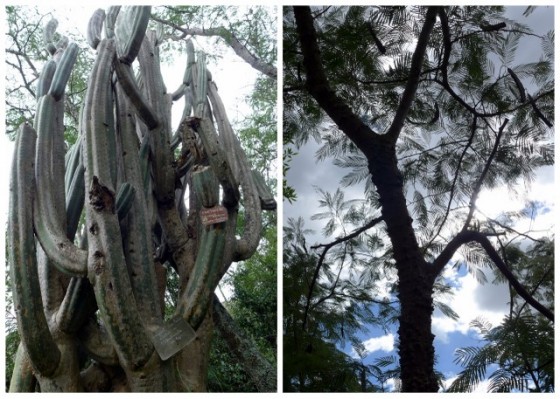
[294,5,553,392]
[367,142,438,392]
[8,6,276,392]
[293,6,440,392]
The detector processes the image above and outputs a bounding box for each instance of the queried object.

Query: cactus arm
[195,117,240,205]
[34,95,88,277]
[65,163,85,239]
[137,32,176,206]
[232,154,262,261]
[179,226,226,329]
[177,167,226,329]
[104,6,121,39]
[207,82,242,181]
[171,83,188,101]
[207,82,263,260]
[194,54,208,117]
[8,123,61,377]
[56,277,97,334]
[48,42,79,101]
[36,60,56,99]
[115,6,151,65]
[87,9,106,50]
[9,344,37,392]
[115,182,136,220]
[43,18,58,50]
[115,87,164,323]
[83,38,153,369]
[252,169,277,210]
[113,60,159,129]
[64,134,83,191]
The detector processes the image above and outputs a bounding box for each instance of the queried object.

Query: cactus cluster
[8,6,275,392]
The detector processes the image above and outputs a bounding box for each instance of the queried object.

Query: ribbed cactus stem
[179,226,226,330]
[34,94,88,277]
[104,6,121,39]
[36,60,56,99]
[207,82,241,182]
[87,9,106,50]
[83,37,154,370]
[48,42,79,101]
[65,162,85,239]
[9,344,36,392]
[114,61,159,129]
[8,123,61,377]
[115,182,136,220]
[192,166,219,207]
[115,6,151,65]
[137,31,176,206]
[197,117,239,205]
[195,53,208,117]
[43,18,58,48]
[116,85,163,323]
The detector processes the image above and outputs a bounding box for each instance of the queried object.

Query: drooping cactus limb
[8,123,61,377]
[252,169,277,210]
[34,94,88,277]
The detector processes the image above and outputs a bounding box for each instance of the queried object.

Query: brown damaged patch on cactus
[93,250,105,275]
[89,176,116,213]
[89,223,98,235]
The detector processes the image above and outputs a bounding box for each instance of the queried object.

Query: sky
[284,5,555,392]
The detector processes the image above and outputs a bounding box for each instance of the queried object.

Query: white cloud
[441,375,492,393]
[433,268,509,343]
[360,333,395,356]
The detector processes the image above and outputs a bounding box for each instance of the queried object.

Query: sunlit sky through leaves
[284,5,554,391]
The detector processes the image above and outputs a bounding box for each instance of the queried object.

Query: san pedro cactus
[8,6,276,392]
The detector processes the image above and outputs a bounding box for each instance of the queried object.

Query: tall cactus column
[8,5,275,392]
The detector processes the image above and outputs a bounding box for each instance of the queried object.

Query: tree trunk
[366,141,438,392]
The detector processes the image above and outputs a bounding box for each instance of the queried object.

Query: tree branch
[462,118,508,229]
[293,6,379,154]
[385,7,439,143]
[151,15,277,79]
[431,230,554,322]
[302,216,383,330]
[425,115,477,250]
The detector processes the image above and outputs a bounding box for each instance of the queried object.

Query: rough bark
[294,6,440,392]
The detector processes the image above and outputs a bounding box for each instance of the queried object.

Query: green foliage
[449,239,554,392]
[284,5,553,392]
[283,215,399,392]
[208,332,255,392]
